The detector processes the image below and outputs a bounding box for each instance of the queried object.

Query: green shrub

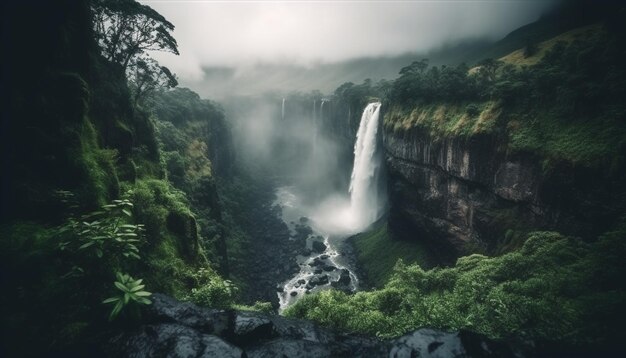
[286,231,626,346]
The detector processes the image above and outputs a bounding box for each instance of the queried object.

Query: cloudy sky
[142,0,558,95]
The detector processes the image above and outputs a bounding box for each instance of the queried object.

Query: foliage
[92,0,179,70]
[185,268,238,309]
[383,22,626,167]
[58,195,144,260]
[351,222,435,288]
[102,272,152,320]
[127,56,178,106]
[286,231,626,347]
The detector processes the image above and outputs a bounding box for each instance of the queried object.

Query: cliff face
[383,121,623,257]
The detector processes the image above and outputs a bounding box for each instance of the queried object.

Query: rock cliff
[383,121,624,257]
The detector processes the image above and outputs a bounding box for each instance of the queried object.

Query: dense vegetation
[0,1,243,355]
[287,228,626,349]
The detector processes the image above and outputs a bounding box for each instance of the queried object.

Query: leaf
[79,242,95,249]
[124,293,130,304]
[102,297,120,304]
[110,301,124,320]
[130,284,145,292]
[114,281,129,292]
[122,209,132,217]
[136,297,152,305]
[134,291,152,297]
[116,272,124,281]
[96,248,103,258]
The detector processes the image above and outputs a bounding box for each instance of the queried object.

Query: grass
[352,222,435,288]
[384,101,501,139]
[508,113,626,167]
[499,24,603,67]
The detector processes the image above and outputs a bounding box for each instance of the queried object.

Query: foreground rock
[109,294,523,357]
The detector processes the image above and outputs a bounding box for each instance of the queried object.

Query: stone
[290,291,298,296]
[111,294,523,357]
[312,241,326,253]
[232,312,275,344]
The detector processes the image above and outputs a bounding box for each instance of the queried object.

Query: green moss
[508,113,626,167]
[352,222,434,288]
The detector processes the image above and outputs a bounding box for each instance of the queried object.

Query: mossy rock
[166,210,200,260]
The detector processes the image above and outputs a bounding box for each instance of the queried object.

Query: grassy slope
[352,222,435,288]
[386,24,626,169]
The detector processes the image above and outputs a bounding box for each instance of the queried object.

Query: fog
[142,0,559,233]
[144,0,559,98]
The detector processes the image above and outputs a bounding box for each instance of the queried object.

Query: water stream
[276,102,384,311]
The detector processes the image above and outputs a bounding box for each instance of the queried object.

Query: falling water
[281,98,285,120]
[348,102,383,229]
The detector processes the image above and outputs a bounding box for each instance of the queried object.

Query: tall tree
[92,0,179,70]
[127,56,178,106]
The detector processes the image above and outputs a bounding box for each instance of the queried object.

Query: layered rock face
[110,294,519,357]
[383,125,621,257]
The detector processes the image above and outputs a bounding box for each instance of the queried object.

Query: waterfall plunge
[310,102,385,235]
[348,102,383,229]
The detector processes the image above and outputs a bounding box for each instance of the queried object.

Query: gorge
[2,0,626,357]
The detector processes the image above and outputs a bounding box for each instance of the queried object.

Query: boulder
[312,241,326,253]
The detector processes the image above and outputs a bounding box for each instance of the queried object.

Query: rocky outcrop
[383,124,624,257]
[110,294,521,357]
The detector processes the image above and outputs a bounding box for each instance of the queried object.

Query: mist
[144,0,559,98]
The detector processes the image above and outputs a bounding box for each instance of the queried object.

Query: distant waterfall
[281,98,285,120]
[349,102,383,229]
[312,100,317,157]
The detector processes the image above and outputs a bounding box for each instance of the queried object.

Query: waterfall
[281,98,285,120]
[348,102,383,229]
[312,100,317,158]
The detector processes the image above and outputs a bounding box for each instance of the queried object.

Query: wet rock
[276,285,284,293]
[309,258,324,267]
[290,291,298,297]
[298,279,306,285]
[313,268,323,275]
[145,293,229,334]
[322,265,336,272]
[112,294,524,357]
[338,270,351,285]
[320,254,330,260]
[113,324,243,358]
[246,338,330,358]
[312,241,327,253]
[299,217,309,223]
[233,312,274,344]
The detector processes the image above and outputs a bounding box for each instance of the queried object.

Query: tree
[399,59,429,76]
[127,56,178,105]
[92,0,179,70]
[477,58,502,82]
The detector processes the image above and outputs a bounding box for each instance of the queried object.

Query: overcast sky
[143,0,558,83]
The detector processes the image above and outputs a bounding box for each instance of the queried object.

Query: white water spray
[348,102,383,229]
